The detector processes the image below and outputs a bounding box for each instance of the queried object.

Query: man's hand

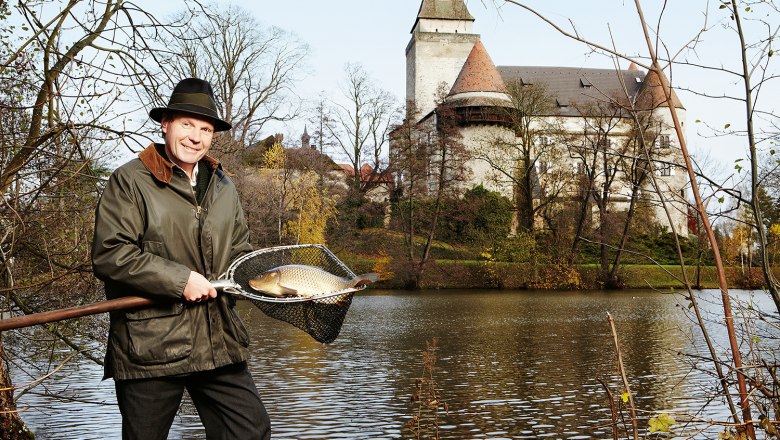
[183,271,217,303]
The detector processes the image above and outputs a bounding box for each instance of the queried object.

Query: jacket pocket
[125,302,192,365]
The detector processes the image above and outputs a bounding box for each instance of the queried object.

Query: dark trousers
[115,362,270,440]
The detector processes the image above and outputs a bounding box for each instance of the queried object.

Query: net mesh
[229,245,357,343]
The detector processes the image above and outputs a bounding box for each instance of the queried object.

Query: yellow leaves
[621,392,630,403]
[260,140,339,244]
[648,413,675,434]
[759,415,779,437]
[261,141,286,169]
[718,429,749,440]
[372,250,394,280]
[283,172,339,245]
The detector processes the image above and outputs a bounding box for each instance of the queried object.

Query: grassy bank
[341,254,764,290]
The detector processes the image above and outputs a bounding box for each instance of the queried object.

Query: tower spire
[449,39,505,96]
[417,0,474,21]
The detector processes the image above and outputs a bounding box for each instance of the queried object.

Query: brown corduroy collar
[138,143,219,184]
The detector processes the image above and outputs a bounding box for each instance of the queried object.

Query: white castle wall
[458,113,690,235]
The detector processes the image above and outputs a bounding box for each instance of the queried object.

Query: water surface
[13,289,772,439]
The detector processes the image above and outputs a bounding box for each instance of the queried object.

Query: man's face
[161,113,215,173]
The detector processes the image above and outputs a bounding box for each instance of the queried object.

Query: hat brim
[150,105,232,132]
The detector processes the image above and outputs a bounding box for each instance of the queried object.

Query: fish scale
[248,264,378,298]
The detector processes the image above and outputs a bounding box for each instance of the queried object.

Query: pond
[11,289,775,439]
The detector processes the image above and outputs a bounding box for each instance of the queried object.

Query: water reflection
[12,289,772,439]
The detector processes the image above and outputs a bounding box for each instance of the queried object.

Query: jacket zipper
[190,170,215,277]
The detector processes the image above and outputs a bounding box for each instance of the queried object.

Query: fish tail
[351,273,379,287]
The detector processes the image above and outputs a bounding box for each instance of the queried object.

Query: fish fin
[276,285,299,297]
[351,273,379,287]
[254,288,284,298]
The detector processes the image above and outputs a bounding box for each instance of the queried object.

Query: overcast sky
[143,0,777,176]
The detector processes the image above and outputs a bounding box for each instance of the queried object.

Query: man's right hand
[183,271,217,302]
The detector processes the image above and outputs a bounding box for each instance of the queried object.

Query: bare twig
[607,312,639,440]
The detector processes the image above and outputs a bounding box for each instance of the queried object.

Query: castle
[403,0,689,235]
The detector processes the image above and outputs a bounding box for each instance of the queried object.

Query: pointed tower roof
[449,39,506,96]
[417,0,474,21]
[628,62,639,71]
[635,69,684,110]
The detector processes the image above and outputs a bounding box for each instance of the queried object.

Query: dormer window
[556,98,568,108]
[580,78,592,88]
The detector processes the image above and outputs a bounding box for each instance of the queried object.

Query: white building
[403,0,690,235]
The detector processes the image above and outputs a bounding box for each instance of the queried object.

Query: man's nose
[189,129,201,143]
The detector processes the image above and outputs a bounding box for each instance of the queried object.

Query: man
[92,78,271,440]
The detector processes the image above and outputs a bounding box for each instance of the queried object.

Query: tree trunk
[569,177,592,264]
[608,186,640,286]
[598,203,609,283]
[0,337,34,440]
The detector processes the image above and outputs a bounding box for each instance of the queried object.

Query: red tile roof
[338,164,393,183]
[635,68,684,110]
[449,39,506,96]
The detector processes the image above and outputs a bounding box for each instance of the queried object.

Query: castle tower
[636,69,689,235]
[447,39,511,108]
[406,0,479,121]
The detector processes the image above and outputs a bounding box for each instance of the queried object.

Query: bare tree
[161,2,310,153]
[326,63,397,193]
[607,109,662,285]
[0,1,193,435]
[492,0,779,436]
[719,1,780,312]
[478,80,567,234]
[393,94,470,289]
[566,100,632,281]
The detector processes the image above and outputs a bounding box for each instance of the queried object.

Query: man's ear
[160,116,170,135]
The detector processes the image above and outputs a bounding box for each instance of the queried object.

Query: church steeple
[301,126,311,149]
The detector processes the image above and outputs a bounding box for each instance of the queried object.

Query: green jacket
[92,143,252,380]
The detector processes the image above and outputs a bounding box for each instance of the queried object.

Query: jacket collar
[138,143,219,184]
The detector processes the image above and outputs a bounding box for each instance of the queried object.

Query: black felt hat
[149,78,231,132]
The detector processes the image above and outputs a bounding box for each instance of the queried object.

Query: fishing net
[226,244,359,343]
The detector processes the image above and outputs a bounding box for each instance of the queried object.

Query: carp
[248,264,379,298]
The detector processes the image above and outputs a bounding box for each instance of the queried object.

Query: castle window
[658,163,673,176]
[659,135,671,148]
